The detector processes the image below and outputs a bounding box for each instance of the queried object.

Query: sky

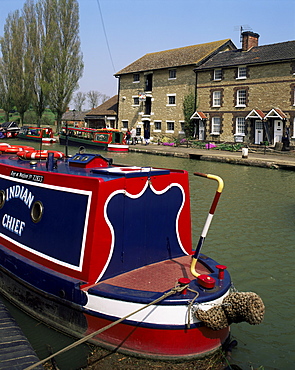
[0,0,295,109]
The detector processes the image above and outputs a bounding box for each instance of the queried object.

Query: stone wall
[118,66,195,142]
[196,61,295,143]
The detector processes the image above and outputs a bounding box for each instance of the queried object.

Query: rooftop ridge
[144,39,232,57]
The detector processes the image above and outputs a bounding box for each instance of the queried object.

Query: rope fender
[195,291,265,331]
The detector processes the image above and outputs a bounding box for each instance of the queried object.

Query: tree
[0,12,19,121]
[73,91,86,111]
[183,91,196,138]
[101,93,110,104]
[43,0,83,132]
[24,0,48,126]
[87,90,101,109]
[0,59,14,122]
[9,10,33,125]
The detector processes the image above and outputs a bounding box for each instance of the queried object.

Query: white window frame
[214,69,222,80]
[236,117,246,135]
[179,121,185,134]
[211,117,221,135]
[154,121,162,132]
[167,94,176,106]
[168,69,176,79]
[236,89,247,107]
[237,66,247,79]
[212,91,221,107]
[133,73,140,83]
[166,121,175,133]
[122,120,128,129]
[132,96,140,106]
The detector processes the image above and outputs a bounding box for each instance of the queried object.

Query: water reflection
[1,139,295,369]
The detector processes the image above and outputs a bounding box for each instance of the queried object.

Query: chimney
[242,31,260,51]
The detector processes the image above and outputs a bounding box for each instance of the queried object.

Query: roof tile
[195,40,295,69]
[115,40,235,75]
[85,95,118,116]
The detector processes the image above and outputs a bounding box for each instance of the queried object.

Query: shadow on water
[1,139,295,369]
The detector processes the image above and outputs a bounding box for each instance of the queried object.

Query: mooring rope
[24,283,189,370]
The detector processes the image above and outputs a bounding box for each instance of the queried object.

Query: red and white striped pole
[191,172,224,277]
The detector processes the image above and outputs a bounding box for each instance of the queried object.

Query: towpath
[129,144,295,170]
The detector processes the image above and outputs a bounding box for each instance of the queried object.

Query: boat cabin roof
[0,152,174,182]
[61,126,120,134]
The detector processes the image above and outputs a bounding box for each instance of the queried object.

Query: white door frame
[254,120,264,144]
[274,120,283,144]
[199,120,205,140]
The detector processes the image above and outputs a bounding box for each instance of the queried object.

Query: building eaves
[195,39,295,70]
[115,39,235,75]
[85,95,118,117]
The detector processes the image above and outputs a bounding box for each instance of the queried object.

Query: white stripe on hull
[84,290,229,326]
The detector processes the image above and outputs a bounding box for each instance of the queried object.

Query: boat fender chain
[194,291,265,331]
[24,283,189,370]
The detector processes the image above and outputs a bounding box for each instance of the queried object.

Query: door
[274,120,283,144]
[255,120,264,144]
[199,120,205,140]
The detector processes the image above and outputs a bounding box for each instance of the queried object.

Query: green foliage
[182,91,196,138]
[0,0,83,130]
[0,108,55,126]
[23,109,55,126]
[213,142,243,151]
[191,140,206,149]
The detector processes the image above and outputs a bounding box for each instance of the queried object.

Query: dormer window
[237,66,247,79]
[214,69,222,80]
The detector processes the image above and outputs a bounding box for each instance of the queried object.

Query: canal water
[0,139,294,369]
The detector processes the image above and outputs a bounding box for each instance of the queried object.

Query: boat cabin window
[113,132,121,143]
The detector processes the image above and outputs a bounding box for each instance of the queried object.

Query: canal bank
[129,144,295,170]
[0,300,43,370]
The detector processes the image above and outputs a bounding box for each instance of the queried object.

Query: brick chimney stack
[242,31,260,51]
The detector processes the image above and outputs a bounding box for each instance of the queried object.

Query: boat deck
[97,255,211,292]
[0,153,163,181]
[0,299,43,370]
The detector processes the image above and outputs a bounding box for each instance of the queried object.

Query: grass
[0,109,55,126]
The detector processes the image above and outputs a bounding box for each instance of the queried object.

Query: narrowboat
[59,126,128,152]
[0,145,264,360]
[17,126,56,143]
[0,121,20,138]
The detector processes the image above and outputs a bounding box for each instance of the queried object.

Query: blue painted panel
[0,245,87,305]
[102,185,186,279]
[0,177,89,268]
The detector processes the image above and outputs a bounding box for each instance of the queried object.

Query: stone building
[115,40,236,142]
[84,95,118,129]
[61,110,87,128]
[192,31,295,146]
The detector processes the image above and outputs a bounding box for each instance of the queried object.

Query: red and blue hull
[0,151,232,359]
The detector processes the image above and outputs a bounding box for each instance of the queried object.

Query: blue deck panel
[0,300,43,370]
